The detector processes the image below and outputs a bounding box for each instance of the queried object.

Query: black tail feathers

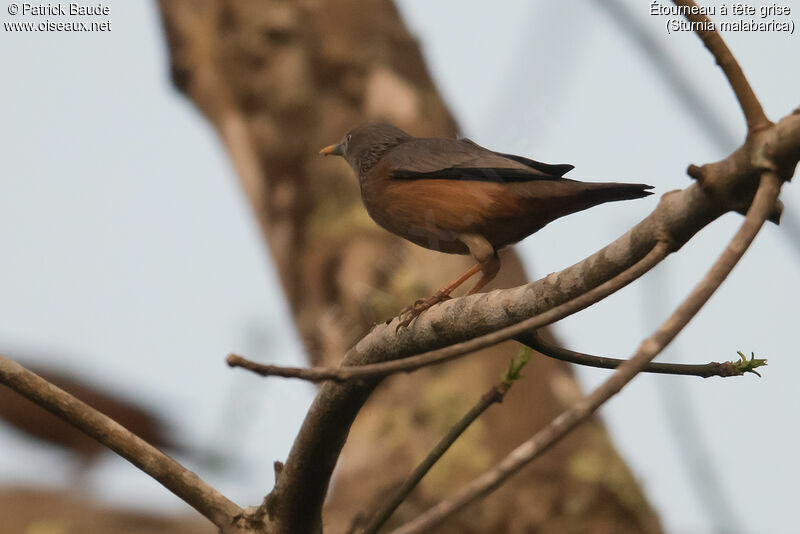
[584,182,654,203]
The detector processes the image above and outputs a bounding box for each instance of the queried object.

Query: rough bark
[157,1,662,532]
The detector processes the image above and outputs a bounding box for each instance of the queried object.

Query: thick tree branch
[230,242,668,382]
[673,0,770,132]
[0,355,244,533]
[389,171,782,534]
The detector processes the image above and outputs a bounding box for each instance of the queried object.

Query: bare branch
[673,0,770,131]
[0,354,243,532]
[516,331,757,378]
[388,172,782,534]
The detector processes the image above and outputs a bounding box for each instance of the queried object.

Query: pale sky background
[1,2,798,533]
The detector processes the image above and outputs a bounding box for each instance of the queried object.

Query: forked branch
[261,107,799,530]
[265,3,797,530]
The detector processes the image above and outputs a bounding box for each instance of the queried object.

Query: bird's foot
[396,291,452,330]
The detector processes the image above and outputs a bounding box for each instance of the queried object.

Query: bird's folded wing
[386,138,574,183]
[490,152,574,177]
[460,138,575,176]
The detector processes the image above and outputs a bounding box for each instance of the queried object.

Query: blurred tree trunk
[158,1,662,532]
[0,489,215,534]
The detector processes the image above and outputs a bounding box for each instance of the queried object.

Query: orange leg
[465,254,500,295]
[396,233,501,329]
[435,262,482,298]
[396,263,482,329]
[396,252,501,329]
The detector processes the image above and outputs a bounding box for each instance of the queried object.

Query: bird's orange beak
[319,143,345,157]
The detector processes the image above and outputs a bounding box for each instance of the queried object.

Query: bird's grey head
[320,123,411,177]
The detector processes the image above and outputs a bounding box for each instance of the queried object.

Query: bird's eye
[346,134,352,144]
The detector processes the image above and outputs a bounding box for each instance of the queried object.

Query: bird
[320,123,653,327]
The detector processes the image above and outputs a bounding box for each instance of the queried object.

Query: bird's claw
[395,292,452,330]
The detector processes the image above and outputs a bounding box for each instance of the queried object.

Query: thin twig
[0,354,243,531]
[230,324,755,383]
[362,385,506,533]
[517,331,749,377]
[673,0,770,132]
[388,172,781,534]
[358,349,530,534]
[228,242,670,383]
